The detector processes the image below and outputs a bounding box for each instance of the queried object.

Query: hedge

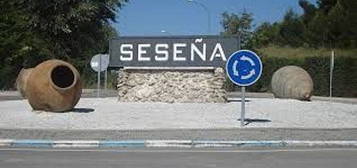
[226,55,357,98]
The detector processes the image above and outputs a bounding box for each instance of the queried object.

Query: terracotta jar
[15,68,33,98]
[24,59,82,112]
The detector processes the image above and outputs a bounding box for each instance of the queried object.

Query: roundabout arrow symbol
[241,55,255,66]
[241,69,256,80]
[233,60,239,76]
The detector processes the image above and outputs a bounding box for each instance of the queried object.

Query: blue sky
[114,0,316,36]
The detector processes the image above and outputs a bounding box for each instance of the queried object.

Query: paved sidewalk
[1,97,357,130]
[1,95,357,145]
[1,128,357,141]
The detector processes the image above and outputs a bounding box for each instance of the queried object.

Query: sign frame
[108,35,240,69]
[226,50,263,87]
[91,54,110,72]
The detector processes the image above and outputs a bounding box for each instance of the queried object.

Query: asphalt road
[2,128,357,141]
[0,148,356,168]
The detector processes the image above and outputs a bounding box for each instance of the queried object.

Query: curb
[1,139,357,148]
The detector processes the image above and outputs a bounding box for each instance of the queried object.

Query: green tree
[221,11,253,48]
[299,0,317,25]
[250,22,280,48]
[278,9,305,47]
[0,0,127,89]
[249,0,357,49]
[317,0,338,13]
[305,0,357,48]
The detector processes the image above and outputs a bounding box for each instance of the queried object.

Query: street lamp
[187,0,211,34]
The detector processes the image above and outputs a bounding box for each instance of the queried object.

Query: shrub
[226,53,357,98]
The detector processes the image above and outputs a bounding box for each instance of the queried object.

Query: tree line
[0,0,127,89]
[222,0,357,49]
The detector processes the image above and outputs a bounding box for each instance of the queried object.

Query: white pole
[104,69,108,97]
[330,50,335,100]
[97,55,102,98]
[97,69,100,98]
[241,87,246,127]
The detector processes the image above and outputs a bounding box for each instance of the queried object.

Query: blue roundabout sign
[226,50,263,86]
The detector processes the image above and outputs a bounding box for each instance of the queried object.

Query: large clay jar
[15,68,33,98]
[271,66,313,101]
[26,59,82,112]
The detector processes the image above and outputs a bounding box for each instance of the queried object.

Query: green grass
[257,46,357,58]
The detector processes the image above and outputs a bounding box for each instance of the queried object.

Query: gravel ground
[0,98,357,130]
[0,89,117,101]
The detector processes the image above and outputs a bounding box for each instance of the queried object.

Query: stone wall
[117,68,227,103]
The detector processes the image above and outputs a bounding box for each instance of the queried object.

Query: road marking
[1,148,357,153]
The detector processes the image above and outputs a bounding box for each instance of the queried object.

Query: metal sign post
[226,50,263,127]
[97,67,100,97]
[91,54,110,98]
[104,69,108,97]
[98,54,102,97]
[241,87,246,127]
